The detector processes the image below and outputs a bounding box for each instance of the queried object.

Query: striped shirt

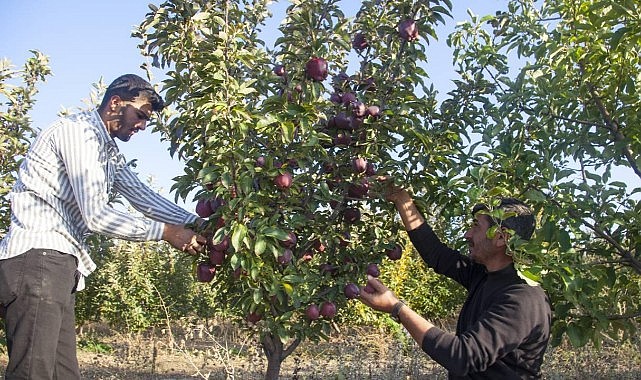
[0,109,197,285]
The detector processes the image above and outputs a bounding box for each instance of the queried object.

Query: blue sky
[1,0,506,210]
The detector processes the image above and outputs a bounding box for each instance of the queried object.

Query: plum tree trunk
[261,333,301,380]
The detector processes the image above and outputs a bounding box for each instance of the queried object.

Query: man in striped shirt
[0,74,207,379]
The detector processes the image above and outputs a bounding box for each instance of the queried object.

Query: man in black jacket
[359,185,551,379]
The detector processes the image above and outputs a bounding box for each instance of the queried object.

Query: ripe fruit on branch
[386,244,403,261]
[209,248,226,266]
[366,105,381,118]
[343,283,360,299]
[281,231,297,248]
[306,304,320,320]
[399,19,419,41]
[278,249,293,265]
[305,57,328,81]
[351,101,367,118]
[366,263,380,277]
[348,179,370,199]
[273,64,286,76]
[351,116,363,130]
[195,197,222,218]
[214,217,226,230]
[341,92,357,106]
[351,157,368,173]
[196,262,216,282]
[232,267,247,279]
[195,199,213,218]
[274,171,293,189]
[320,301,337,318]
[333,132,352,146]
[352,32,368,51]
[365,162,377,176]
[312,239,326,252]
[333,112,351,129]
[330,92,342,104]
[255,156,266,167]
[210,235,230,251]
[343,207,361,224]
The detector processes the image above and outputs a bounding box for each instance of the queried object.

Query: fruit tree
[0,52,51,236]
[136,0,456,378]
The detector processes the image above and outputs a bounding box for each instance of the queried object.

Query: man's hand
[360,276,435,344]
[374,176,425,230]
[375,176,410,204]
[358,275,400,314]
[162,224,207,255]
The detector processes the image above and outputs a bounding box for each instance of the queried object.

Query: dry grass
[1,320,640,379]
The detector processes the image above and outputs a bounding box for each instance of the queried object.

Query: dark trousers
[0,249,80,380]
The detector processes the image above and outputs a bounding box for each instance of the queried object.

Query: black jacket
[408,223,551,379]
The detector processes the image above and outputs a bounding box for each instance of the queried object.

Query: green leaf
[221,172,232,187]
[231,224,248,251]
[253,288,262,304]
[262,227,289,241]
[254,237,267,255]
[256,114,278,129]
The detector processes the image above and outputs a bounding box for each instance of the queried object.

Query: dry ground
[1,320,640,379]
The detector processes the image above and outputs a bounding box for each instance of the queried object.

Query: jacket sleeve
[407,222,476,290]
[420,286,547,376]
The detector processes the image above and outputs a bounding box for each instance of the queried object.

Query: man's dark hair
[472,197,536,240]
[99,74,165,112]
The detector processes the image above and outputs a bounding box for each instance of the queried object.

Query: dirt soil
[1,321,640,379]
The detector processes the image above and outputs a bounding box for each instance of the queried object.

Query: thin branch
[282,337,301,359]
[548,197,641,274]
[607,310,641,321]
[547,111,607,129]
[577,60,641,179]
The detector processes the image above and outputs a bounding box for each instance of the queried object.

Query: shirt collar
[486,262,518,279]
[90,109,119,155]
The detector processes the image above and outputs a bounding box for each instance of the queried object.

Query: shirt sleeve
[55,123,164,241]
[420,286,547,377]
[112,159,198,226]
[407,222,476,290]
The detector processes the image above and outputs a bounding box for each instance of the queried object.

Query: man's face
[109,96,153,142]
[463,213,501,266]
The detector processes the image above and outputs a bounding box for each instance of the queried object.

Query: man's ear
[108,95,122,112]
[494,227,511,248]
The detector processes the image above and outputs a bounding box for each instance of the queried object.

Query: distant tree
[444,0,641,348]
[0,51,51,236]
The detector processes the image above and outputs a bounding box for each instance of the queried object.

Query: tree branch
[547,197,641,274]
[281,337,301,360]
[607,310,641,321]
[577,60,641,179]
